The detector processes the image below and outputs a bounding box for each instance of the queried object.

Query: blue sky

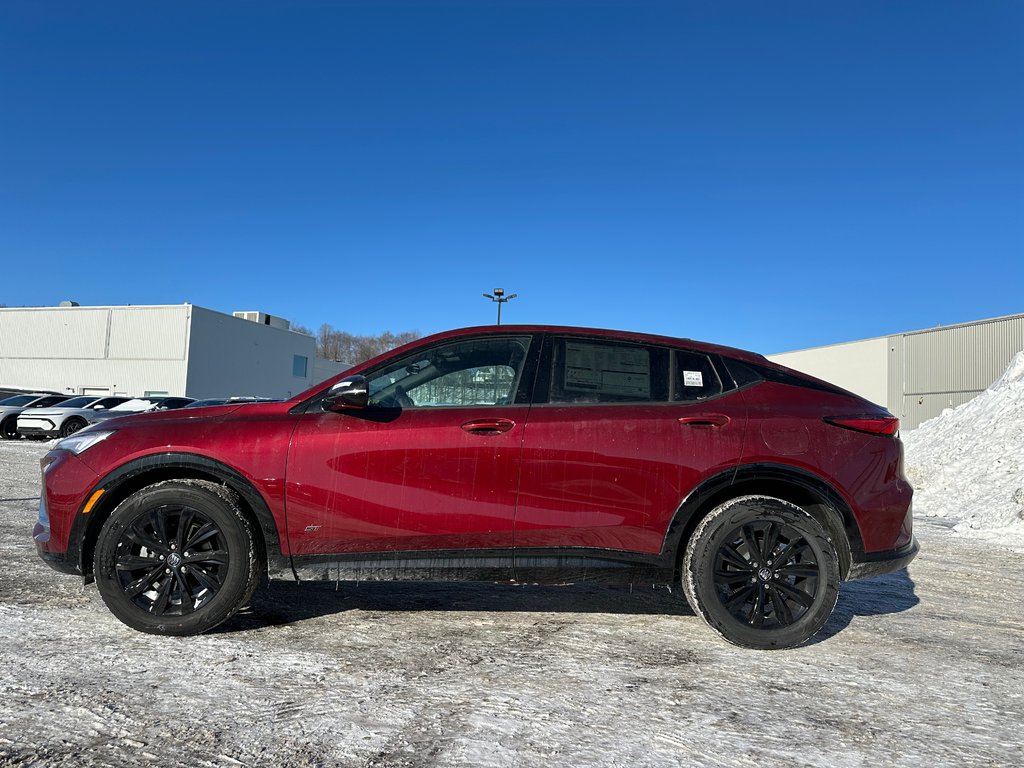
[2,1,1021,354]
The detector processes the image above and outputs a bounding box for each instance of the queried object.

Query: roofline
[0,303,198,312]
[416,324,768,359]
[770,310,1024,356]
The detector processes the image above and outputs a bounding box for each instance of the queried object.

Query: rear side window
[672,350,723,402]
[550,339,668,403]
[0,395,36,406]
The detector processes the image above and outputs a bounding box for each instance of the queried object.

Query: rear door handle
[461,418,516,435]
[678,414,730,428]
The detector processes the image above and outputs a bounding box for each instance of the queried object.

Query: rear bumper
[846,536,919,580]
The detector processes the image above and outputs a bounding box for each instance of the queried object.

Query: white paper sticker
[683,370,704,388]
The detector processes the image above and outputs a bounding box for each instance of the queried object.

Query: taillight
[824,416,900,436]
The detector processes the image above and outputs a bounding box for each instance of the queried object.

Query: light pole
[483,288,517,325]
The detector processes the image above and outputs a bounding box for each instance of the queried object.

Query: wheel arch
[663,464,863,580]
[70,452,292,583]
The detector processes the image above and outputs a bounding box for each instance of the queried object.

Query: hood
[95,400,290,429]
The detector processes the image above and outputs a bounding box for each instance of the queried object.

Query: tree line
[306,324,420,365]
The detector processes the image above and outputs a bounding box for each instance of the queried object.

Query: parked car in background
[0,394,74,439]
[183,396,279,408]
[17,396,133,439]
[84,397,196,425]
[34,325,916,649]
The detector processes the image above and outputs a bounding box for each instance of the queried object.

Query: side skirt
[290,548,675,586]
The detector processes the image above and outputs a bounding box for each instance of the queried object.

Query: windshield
[0,395,36,406]
[56,397,99,409]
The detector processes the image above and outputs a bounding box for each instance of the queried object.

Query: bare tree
[315,325,419,365]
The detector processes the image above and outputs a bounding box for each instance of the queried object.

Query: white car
[16,395,133,439]
[84,396,195,425]
[0,393,74,439]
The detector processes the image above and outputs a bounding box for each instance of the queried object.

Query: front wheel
[0,417,18,439]
[94,480,260,635]
[59,417,86,438]
[682,495,840,650]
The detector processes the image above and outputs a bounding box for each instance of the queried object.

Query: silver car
[0,393,74,439]
[16,395,133,439]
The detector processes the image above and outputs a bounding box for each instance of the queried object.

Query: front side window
[365,336,531,408]
[550,338,668,404]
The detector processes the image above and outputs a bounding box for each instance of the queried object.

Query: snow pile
[902,350,1024,550]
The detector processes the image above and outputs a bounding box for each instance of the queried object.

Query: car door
[514,335,747,559]
[285,334,538,564]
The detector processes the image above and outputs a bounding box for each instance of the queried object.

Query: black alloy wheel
[711,519,821,628]
[682,495,840,650]
[95,480,259,635]
[59,417,86,438]
[113,504,230,616]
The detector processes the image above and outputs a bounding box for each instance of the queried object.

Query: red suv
[34,325,916,649]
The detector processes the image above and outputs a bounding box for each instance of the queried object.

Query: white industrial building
[0,304,347,399]
[769,312,1024,429]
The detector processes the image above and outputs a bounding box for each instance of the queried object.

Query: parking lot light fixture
[483,288,517,325]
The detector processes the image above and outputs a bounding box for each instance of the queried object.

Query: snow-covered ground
[2,413,1024,766]
[902,350,1024,551]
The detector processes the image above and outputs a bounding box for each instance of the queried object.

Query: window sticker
[564,342,650,397]
[683,370,704,388]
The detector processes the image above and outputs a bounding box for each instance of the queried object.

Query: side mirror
[323,375,369,411]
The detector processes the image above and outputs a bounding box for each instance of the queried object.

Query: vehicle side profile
[34,325,916,649]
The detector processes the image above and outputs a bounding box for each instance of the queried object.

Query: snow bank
[902,350,1024,550]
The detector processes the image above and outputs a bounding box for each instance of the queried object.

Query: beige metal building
[769,312,1024,429]
[0,304,347,399]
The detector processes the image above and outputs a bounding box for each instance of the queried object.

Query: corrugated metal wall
[0,305,190,395]
[888,313,1024,428]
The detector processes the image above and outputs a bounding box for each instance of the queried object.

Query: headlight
[55,429,116,455]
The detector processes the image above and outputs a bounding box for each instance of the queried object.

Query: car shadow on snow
[812,567,920,645]
[217,580,693,633]
[218,568,919,640]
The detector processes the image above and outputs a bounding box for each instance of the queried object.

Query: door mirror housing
[323,375,369,411]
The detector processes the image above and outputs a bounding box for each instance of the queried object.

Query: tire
[0,417,17,439]
[94,480,260,636]
[59,417,86,438]
[682,495,840,650]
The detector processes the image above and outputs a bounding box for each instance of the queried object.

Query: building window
[293,355,308,378]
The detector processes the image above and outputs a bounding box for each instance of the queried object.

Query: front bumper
[17,417,59,437]
[846,536,919,580]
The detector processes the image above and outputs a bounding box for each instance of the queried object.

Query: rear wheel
[59,417,86,438]
[94,480,260,635]
[682,495,840,650]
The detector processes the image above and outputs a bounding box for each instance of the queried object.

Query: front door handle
[461,418,516,436]
[678,414,731,428]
